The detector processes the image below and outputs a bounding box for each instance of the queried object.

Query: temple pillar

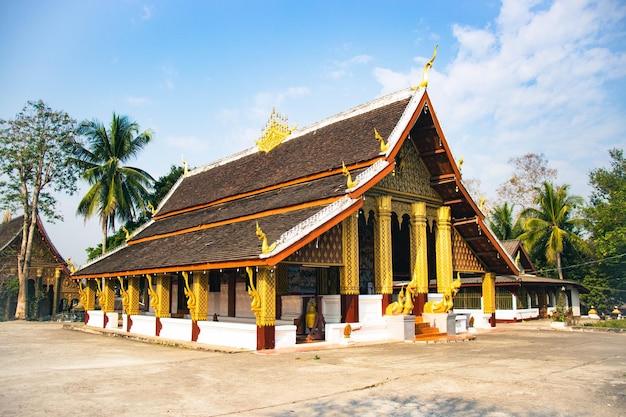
[82,279,96,324]
[256,266,276,350]
[410,202,429,315]
[154,274,171,336]
[340,213,360,323]
[435,206,453,293]
[53,268,62,315]
[483,272,496,327]
[100,278,115,329]
[374,195,393,313]
[191,272,209,341]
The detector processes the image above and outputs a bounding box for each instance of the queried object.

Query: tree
[84,165,184,261]
[583,148,626,310]
[518,182,589,280]
[0,100,78,319]
[496,153,557,211]
[488,202,523,241]
[73,114,154,255]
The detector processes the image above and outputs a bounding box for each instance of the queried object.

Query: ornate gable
[376,138,441,201]
[452,228,485,273]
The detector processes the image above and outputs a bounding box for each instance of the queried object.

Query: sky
[1,0,625,266]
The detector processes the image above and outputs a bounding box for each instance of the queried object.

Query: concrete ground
[0,320,624,417]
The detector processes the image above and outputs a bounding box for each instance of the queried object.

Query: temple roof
[0,216,71,276]
[74,88,518,278]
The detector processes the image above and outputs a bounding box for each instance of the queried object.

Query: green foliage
[488,202,523,241]
[85,165,184,261]
[0,100,78,222]
[584,148,626,306]
[583,319,626,329]
[0,278,19,299]
[519,182,590,280]
[73,113,154,254]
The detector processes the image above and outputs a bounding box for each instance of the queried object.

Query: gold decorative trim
[255,108,296,153]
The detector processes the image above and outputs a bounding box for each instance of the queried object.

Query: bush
[583,319,626,329]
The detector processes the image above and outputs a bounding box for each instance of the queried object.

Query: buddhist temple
[72,86,520,349]
[0,215,78,320]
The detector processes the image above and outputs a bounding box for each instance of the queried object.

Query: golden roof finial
[374,128,389,153]
[255,222,277,254]
[412,44,438,90]
[181,155,188,176]
[342,161,359,189]
[147,201,156,216]
[255,108,297,153]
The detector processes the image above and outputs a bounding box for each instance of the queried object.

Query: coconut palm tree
[73,114,154,254]
[518,182,589,280]
[488,202,523,241]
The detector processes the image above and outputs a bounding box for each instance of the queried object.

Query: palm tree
[488,202,523,241]
[518,182,589,280]
[73,114,154,254]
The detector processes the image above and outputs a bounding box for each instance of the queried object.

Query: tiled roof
[74,88,519,278]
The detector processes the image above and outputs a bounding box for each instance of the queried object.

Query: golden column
[257,266,276,350]
[340,213,360,322]
[374,195,393,312]
[100,278,115,313]
[483,272,496,327]
[126,276,140,316]
[154,274,171,318]
[435,206,453,293]
[410,202,429,293]
[83,279,96,311]
[192,272,209,322]
[257,266,276,327]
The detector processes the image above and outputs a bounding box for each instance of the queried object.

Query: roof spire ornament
[412,44,438,90]
[255,108,297,153]
[255,221,276,254]
[374,128,389,153]
[182,155,188,176]
[342,161,359,189]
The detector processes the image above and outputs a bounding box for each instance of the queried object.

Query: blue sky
[1,0,625,266]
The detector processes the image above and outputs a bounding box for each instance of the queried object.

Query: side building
[72,87,519,350]
[0,216,78,320]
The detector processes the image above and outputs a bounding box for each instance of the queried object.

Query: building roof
[501,239,537,274]
[74,88,518,278]
[0,216,70,275]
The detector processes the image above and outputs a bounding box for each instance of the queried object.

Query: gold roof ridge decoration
[255,107,297,154]
[412,44,438,91]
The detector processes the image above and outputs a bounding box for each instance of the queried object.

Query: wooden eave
[410,94,518,276]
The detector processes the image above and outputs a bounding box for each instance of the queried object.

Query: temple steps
[414,316,476,343]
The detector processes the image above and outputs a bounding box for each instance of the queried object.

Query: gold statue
[374,128,389,153]
[147,201,157,216]
[182,272,196,316]
[146,274,160,314]
[342,161,359,189]
[457,156,464,173]
[182,155,188,176]
[117,277,129,314]
[246,267,261,320]
[255,222,277,254]
[385,286,405,315]
[66,258,76,274]
[77,280,87,309]
[478,196,486,212]
[95,279,107,310]
[305,298,317,330]
[412,44,438,90]
[423,273,461,314]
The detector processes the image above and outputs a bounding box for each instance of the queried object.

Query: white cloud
[374,0,626,201]
[160,64,178,90]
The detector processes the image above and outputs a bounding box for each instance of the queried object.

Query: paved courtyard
[0,320,624,417]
